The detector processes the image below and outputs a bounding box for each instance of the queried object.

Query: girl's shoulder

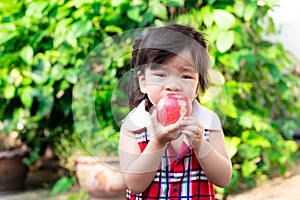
[121,100,151,132]
[191,100,222,130]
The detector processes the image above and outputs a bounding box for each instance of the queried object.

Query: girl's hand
[180,116,204,152]
[150,109,182,146]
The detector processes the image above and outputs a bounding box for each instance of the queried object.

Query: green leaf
[239,143,261,160]
[0,1,22,16]
[66,31,77,47]
[209,69,225,85]
[242,54,256,71]
[8,68,23,87]
[25,1,48,19]
[224,97,238,119]
[242,160,257,177]
[201,5,214,28]
[111,0,126,7]
[51,176,73,196]
[127,6,143,23]
[72,20,92,38]
[51,64,65,80]
[225,136,241,158]
[4,85,16,99]
[285,140,298,153]
[268,64,280,81]
[31,70,49,85]
[19,86,34,108]
[149,0,168,20]
[279,80,290,100]
[104,25,123,34]
[23,148,40,166]
[65,68,78,84]
[206,25,221,43]
[233,1,245,18]
[216,30,234,53]
[214,9,235,30]
[207,0,217,5]
[20,45,34,65]
[239,112,256,128]
[54,18,72,47]
[37,87,54,117]
[241,130,271,148]
[0,32,19,46]
[239,111,271,132]
[265,0,280,7]
[243,2,257,21]
[165,0,184,7]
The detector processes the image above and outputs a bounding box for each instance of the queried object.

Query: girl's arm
[119,127,166,194]
[196,130,232,187]
[180,117,232,188]
[119,112,181,194]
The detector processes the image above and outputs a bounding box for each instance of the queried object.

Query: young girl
[119,24,232,200]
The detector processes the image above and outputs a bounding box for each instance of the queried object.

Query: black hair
[128,24,210,109]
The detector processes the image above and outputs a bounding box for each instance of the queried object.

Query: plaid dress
[124,100,221,200]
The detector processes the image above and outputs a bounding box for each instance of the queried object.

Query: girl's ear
[137,71,147,94]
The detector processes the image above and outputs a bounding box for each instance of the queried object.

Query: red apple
[156,94,191,126]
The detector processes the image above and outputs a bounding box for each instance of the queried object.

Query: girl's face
[138,51,200,106]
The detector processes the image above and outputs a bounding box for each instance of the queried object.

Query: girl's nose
[164,76,181,91]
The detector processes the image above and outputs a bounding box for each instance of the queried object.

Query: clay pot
[0,148,30,194]
[75,156,126,199]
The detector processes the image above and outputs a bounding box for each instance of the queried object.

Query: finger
[181,117,204,128]
[181,129,197,145]
[150,109,165,133]
[165,120,181,132]
[181,125,204,136]
[181,129,194,138]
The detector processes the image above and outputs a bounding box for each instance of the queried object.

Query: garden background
[1,0,300,199]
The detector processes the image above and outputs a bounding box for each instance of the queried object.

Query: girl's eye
[181,75,193,79]
[154,73,166,77]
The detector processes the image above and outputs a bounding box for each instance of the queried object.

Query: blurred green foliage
[1,0,300,196]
